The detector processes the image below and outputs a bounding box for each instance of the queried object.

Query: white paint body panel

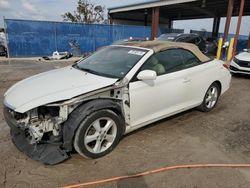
[4,45,231,135]
[235,52,250,61]
[126,59,231,133]
[230,52,250,74]
[129,69,189,126]
[4,66,118,113]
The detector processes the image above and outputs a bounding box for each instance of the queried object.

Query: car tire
[197,82,220,112]
[73,109,124,159]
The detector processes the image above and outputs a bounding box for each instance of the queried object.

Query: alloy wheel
[205,86,218,109]
[84,117,117,154]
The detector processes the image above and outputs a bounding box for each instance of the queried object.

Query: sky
[0,0,249,36]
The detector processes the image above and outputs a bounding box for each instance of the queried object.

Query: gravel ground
[0,57,250,188]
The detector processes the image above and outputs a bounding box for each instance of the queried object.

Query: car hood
[4,66,118,113]
[235,52,250,61]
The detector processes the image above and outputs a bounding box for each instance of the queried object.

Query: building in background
[108,0,250,54]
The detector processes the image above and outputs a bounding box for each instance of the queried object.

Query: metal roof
[108,0,197,13]
[110,0,250,21]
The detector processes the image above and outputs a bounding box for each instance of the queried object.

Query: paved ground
[0,57,250,188]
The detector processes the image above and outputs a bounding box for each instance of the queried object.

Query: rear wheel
[74,109,123,159]
[197,83,220,112]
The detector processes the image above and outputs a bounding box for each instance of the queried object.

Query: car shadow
[232,73,250,79]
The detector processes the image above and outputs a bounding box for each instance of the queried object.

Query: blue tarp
[5,19,152,57]
[5,19,249,57]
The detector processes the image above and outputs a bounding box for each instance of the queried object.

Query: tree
[62,0,105,24]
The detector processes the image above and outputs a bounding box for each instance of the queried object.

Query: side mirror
[137,70,157,81]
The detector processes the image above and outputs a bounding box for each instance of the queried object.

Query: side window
[186,37,196,44]
[195,37,201,45]
[176,36,187,42]
[140,49,184,75]
[180,49,201,69]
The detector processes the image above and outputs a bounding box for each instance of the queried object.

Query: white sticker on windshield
[128,50,146,56]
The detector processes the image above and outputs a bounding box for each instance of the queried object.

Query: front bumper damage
[3,84,128,165]
[4,107,69,165]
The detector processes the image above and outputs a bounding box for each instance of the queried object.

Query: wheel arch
[62,98,125,152]
[213,80,222,95]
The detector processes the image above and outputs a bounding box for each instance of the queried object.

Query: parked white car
[230,49,250,75]
[3,41,231,164]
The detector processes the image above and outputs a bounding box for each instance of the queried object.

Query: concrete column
[232,0,245,56]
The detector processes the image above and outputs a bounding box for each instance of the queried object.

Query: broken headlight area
[4,106,70,164]
[6,106,64,144]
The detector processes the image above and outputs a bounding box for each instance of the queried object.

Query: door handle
[183,77,191,83]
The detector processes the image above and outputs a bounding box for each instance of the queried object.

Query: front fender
[62,99,124,151]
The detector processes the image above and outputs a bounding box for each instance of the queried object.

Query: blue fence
[5,19,249,57]
[5,19,153,57]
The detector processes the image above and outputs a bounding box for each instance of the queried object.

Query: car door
[129,49,191,127]
[179,49,212,107]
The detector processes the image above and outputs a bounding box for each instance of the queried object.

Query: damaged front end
[3,105,71,165]
[3,83,130,165]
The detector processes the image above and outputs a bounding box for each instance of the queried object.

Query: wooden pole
[223,0,234,44]
[151,8,155,40]
[155,7,159,38]
[232,0,245,57]
[151,7,159,40]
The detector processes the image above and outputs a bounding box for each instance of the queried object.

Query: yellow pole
[227,38,234,61]
[216,38,223,59]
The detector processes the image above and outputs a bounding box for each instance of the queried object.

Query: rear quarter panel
[204,59,231,95]
[187,59,231,106]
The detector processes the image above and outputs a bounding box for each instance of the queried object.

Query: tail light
[223,63,229,70]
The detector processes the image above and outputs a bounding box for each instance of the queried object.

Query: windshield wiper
[73,64,92,73]
[73,64,120,79]
[73,64,102,75]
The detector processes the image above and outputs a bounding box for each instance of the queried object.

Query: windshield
[157,34,177,41]
[74,46,148,78]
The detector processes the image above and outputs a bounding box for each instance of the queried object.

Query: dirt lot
[0,57,250,188]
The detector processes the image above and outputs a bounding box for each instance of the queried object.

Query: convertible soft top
[121,41,210,62]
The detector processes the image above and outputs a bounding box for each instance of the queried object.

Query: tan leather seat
[149,57,166,75]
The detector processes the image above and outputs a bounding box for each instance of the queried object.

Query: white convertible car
[3,41,231,164]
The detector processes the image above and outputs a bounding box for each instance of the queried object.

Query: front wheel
[74,109,123,159]
[197,83,220,112]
